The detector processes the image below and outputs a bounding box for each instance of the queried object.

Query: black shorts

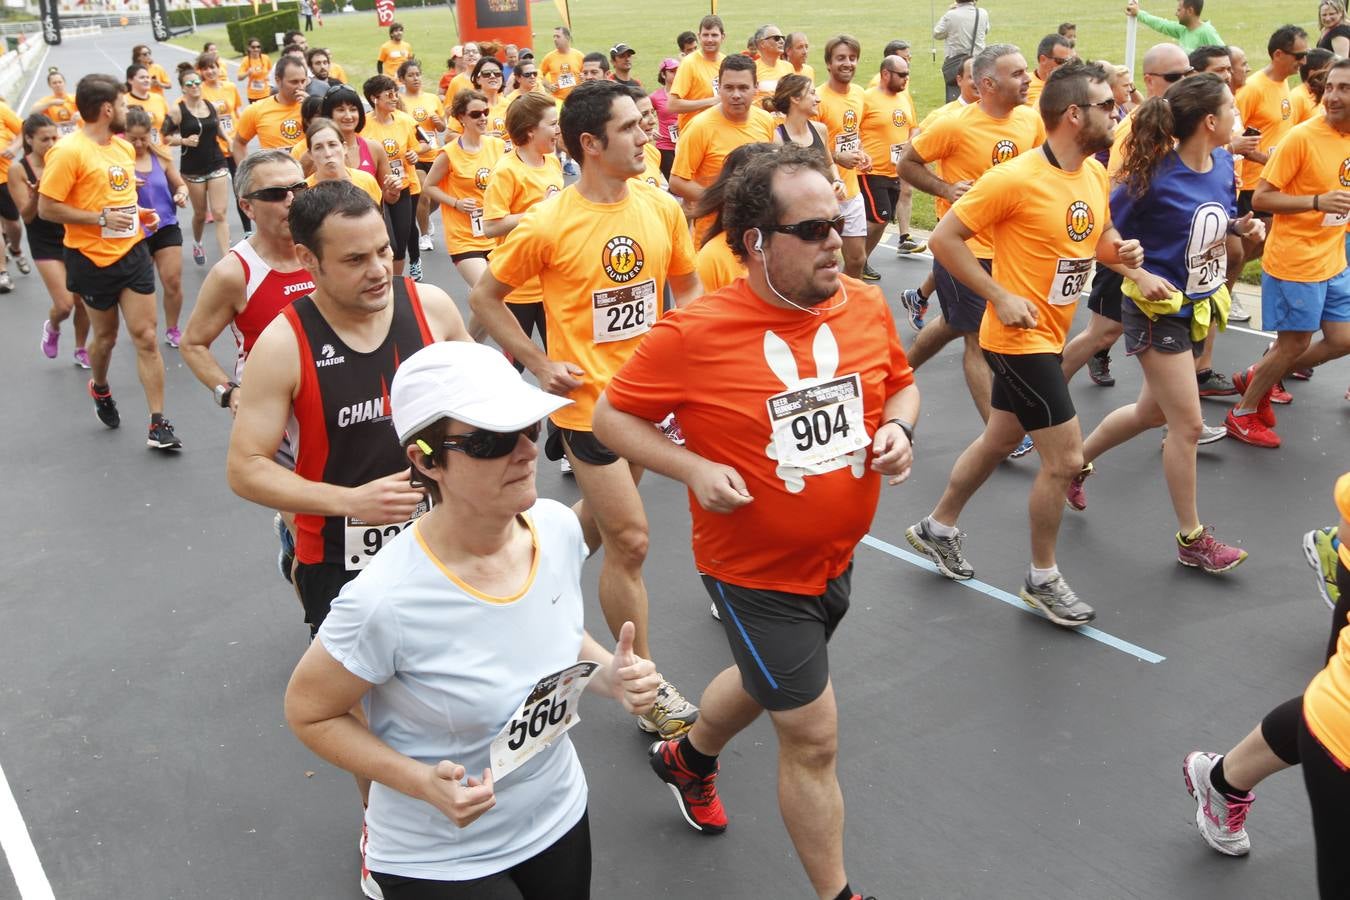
[983,349,1077,432]
[703,564,852,711]
[415,160,433,174]
[450,250,489,265]
[27,223,65,262]
[292,561,359,636]
[144,223,183,254]
[933,255,992,333]
[1237,189,1272,221]
[0,184,18,221]
[65,241,155,311]
[1121,304,1202,357]
[860,174,900,224]
[1086,266,1124,322]
[545,423,619,466]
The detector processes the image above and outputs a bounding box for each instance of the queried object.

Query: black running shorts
[702,564,852,711]
[65,241,155,311]
[1086,266,1123,322]
[933,255,992,333]
[545,423,619,467]
[983,349,1077,432]
[293,561,359,636]
[860,174,899,223]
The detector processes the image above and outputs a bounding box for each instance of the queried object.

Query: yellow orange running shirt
[240,54,271,102]
[1235,70,1294,191]
[378,40,414,73]
[489,182,696,430]
[860,86,917,179]
[39,130,143,265]
[32,95,79,137]
[482,150,564,305]
[1259,116,1350,283]
[1300,472,1350,766]
[201,81,241,153]
[125,92,169,144]
[234,95,305,150]
[670,52,724,134]
[814,82,867,199]
[909,101,1046,258]
[361,110,422,193]
[404,93,446,164]
[437,135,506,256]
[307,169,382,206]
[951,149,1111,355]
[539,49,585,100]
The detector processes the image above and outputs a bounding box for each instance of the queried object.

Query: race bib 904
[490,661,598,782]
[766,373,868,468]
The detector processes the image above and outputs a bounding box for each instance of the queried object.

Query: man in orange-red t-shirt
[595,146,917,900]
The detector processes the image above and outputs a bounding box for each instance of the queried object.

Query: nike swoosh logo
[551,594,561,604]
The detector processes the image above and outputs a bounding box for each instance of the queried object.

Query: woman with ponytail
[1068,72,1263,573]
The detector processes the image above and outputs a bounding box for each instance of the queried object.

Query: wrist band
[1314,194,1320,212]
[884,417,915,445]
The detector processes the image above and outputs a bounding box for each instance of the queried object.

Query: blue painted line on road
[860,533,1166,664]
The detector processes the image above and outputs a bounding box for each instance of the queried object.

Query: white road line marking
[0,759,54,900]
[15,44,49,113]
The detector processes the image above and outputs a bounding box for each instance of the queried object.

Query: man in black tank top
[226,180,471,637]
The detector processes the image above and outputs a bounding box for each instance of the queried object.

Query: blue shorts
[1261,267,1350,332]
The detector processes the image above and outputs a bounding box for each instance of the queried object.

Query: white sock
[1233,406,1257,417]
[1029,564,1059,586]
[926,515,957,538]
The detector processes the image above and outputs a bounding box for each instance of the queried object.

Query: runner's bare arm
[285,642,497,829]
[593,395,753,513]
[1253,177,1350,215]
[1094,227,1144,269]
[231,132,250,165]
[669,270,703,308]
[872,383,921,485]
[666,94,719,115]
[420,153,455,207]
[410,282,473,342]
[896,145,964,202]
[481,213,523,238]
[668,174,704,204]
[181,254,248,396]
[468,270,579,392]
[8,163,37,225]
[37,194,118,227]
[929,211,1037,329]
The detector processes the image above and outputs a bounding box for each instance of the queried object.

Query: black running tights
[385,187,421,264]
[371,811,590,899]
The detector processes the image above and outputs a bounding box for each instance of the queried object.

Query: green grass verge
[189,0,1311,284]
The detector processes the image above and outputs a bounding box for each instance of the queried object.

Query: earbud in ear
[415,439,436,465]
[752,229,763,252]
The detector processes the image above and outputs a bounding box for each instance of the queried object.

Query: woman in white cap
[285,341,660,900]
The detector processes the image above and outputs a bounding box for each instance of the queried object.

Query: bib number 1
[490,661,598,782]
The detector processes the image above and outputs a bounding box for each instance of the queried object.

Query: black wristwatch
[884,417,915,445]
[214,381,239,408]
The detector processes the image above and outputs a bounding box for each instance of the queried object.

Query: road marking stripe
[860,533,1166,664]
[0,759,54,900]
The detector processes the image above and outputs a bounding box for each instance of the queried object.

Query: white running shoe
[1182,751,1253,857]
[418,233,433,252]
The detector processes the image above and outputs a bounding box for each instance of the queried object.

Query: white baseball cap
[391,342,571,442]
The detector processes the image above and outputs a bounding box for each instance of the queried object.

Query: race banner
[476,0,527,31]
[37,0,60,46]
[552,0,569,30]
[149,0,170,41]
[375,0,396,27]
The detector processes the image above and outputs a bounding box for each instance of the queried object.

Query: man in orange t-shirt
[907,61,1139,629]
[669,15,727,135]
[814,34,870,279]
[38,74,181,449]
[1226,59,1350,448]
[898,43,1044,428]
[470,81,703,741]
[594,146,916,898]
[232,57,308,160]
[859,55,919,273]
[539,26,585,100]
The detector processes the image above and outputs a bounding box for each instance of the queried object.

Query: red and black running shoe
[649,739,727,834]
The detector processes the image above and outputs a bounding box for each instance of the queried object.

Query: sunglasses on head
[244,181,308,202]
[441,422,541,459]
[762,216,846,242]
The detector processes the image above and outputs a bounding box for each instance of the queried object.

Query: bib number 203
[507,695,569,751]
[791,406,850,452]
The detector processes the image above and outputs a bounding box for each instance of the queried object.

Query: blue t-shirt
[1110,148,1237,315]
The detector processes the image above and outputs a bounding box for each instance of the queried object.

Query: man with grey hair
[754,23,793,96]
[897,43,1044,450]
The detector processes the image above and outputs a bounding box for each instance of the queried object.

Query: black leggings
[372,810,590,899]
[1299,713,1350,899]
[385,188,421,264]
[506,301,547,372]
[658,147,674,182]
[1260,560,1350,766]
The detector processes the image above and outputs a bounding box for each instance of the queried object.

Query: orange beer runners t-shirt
[482,150,564,305]
[489,181,695,431]
[909,101,1045,258]
[952,149,1111,355]
[235,95,305,150]
[437,135,506,256]
[1259,116,1350,283]
[604,277,915,594]
[39,129,144,265]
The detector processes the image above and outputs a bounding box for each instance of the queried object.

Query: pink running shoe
[1065,462,1094,511]
[73,347,91,369]
[1177,526,1248,574]
[40,320,59,359]
[1183,751,1253,856]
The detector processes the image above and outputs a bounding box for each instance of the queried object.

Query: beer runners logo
[382,138,399,157]
[991,139,1017,165]
[545,184,561,197]
[281,118,302,142]
[1340,157,1350,187]
[602,236,644,283]
[107,165,130,191]
[474,167,491,190]
[412,106,427,122]
[892,108,908,128]
[842,109,858,133]
[1281,98,1292,119]
[1066,200,1094,242]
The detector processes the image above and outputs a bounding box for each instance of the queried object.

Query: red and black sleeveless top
[283,277,433,566]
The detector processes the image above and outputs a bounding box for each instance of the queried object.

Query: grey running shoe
[1197,370,1240,397]
[899,288,927,332]
[1227,295,1251,322]
[860,263,881,282]
[1182,751,1253,857]
[1160,422,1228,447]
[1019,574,1095,627]
[905,519,974,580]
[1008,435,1035,459]
[637,681,699,738]
[896,236,928,254]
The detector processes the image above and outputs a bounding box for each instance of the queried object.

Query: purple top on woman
[136,152,177,233]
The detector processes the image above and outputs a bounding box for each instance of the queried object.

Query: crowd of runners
[12,0,1350,896]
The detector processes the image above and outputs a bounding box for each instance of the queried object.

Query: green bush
[226,7,303,54]
[167,2,296,29]
[338,0,446,11]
